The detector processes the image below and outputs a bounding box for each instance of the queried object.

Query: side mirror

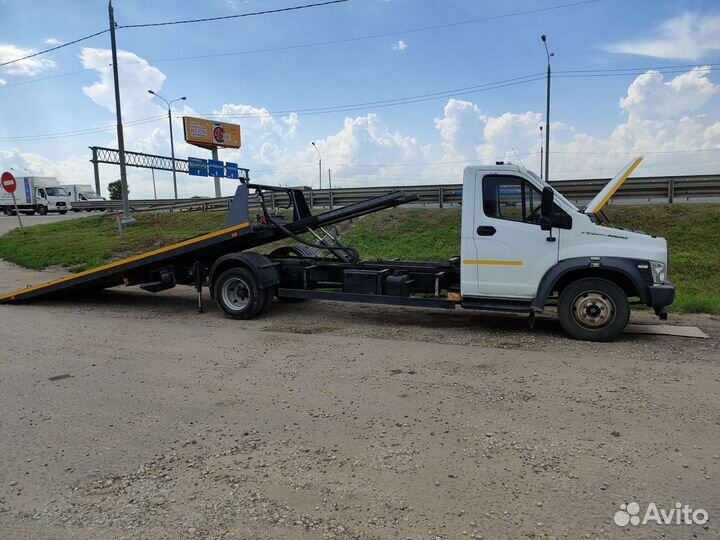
[540,187,554,231]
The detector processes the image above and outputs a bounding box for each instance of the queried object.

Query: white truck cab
[0,177,72,215]
[61,184,105,212]
[460,156,674,340]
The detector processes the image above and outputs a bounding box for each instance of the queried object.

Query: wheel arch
[532,257,650,310]
[209,252,279,299]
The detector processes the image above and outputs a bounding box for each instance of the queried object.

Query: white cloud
[392,40,408,51]
[0,43,56,76]
[80,47,166,123]
[434,99,486,161]
[44,38,62,45]
[308,113,432,187]
[619,67,719,120]
[606,13,720,60]
[0,78,6,86]
[431,67,720,179]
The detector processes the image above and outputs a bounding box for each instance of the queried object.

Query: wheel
[37,205,48,216]
[558,278,630,341]
[59,210,67,215]
[213,267,267,320]
[23,211,36,216]
[73,209,80,213]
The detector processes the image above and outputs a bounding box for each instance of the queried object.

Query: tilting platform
[0,185,416,304]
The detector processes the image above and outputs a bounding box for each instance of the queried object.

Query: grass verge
[0,212,225,272]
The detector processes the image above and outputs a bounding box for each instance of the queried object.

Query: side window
[38,188,46,198]
[482,175,543,224]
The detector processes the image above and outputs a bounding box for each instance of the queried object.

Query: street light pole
[108,0,136,226]
[539,125,544,180]
[311,141,322,190]
[541,34,553,183]
[148,90,186,199]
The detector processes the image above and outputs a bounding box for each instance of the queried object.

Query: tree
[108,180,125,200]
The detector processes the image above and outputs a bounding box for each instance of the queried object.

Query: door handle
[476,226,496,236]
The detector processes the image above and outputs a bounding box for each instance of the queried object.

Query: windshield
[81,191,101,199]
[45,187,69,197]
[524,170,579,212]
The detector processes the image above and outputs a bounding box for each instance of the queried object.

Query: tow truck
[0,156,674,341]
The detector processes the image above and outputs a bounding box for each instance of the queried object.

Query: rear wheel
[59,210,67,215]
[37,205,48,216]
[213,267,267,320]
[558,278,629,341]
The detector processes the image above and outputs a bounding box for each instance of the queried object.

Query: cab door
[469,172,559,298]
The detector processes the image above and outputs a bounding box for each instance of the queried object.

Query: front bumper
[647,282,675,311]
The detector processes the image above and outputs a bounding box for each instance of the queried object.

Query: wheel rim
[221,277,251,311]
[571,290,616,329]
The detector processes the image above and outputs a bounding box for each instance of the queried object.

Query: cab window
[482,175,543,224]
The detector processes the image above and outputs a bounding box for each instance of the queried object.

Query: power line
[0,1,348,73]
[196,74,546,120]
[0,29,109,69]
[556,62,720,74]
[0,115,166,142]
[140,0,601,62]
[0,0,600,89]
[117,0,348,29]
[0,74,543,141]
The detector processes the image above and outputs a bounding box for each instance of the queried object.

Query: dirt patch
[0,261,718,540]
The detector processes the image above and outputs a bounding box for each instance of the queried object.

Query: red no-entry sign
[1,171,17,194]
[1,171,24,230]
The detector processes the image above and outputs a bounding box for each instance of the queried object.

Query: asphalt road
[0,260,718,540]
[0,213,87,235]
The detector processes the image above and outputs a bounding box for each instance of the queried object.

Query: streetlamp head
[148,90,155,95]
[541,34,546,42]
[181,96,187,100]
[311,141,317,147]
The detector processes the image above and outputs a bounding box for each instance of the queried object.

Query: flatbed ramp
[0,186,415,304]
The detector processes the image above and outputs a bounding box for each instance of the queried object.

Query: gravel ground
[0,260,718,540]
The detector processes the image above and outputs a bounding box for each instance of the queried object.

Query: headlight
[649,261,666,284]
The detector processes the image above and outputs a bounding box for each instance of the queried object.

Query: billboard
[182,116,241,149]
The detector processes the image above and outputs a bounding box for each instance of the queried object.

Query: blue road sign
[225,162,239,179]
[188,157,208,177]
[208,159,225,178]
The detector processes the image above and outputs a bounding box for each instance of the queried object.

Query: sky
[0,0,719,199]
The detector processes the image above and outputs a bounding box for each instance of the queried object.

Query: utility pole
[148,91,186,199]
[539,125,544,180]
[541,34,553,183]
[311,141,322,190]
[151,168,157,199]
[328,168,333,209]
[108,0,136,226]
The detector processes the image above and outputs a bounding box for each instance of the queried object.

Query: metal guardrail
[71,173,720,213]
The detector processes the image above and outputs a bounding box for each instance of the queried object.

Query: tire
[558,278,630,341]
[37,205,48,216]
[213,267,267,320]
[23,211,36,216]
[59,210,67,215]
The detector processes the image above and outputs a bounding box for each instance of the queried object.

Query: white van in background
[0,177,72,215]
[62,184,105,212]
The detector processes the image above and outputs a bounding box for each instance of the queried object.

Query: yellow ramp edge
[0,222,251,302]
